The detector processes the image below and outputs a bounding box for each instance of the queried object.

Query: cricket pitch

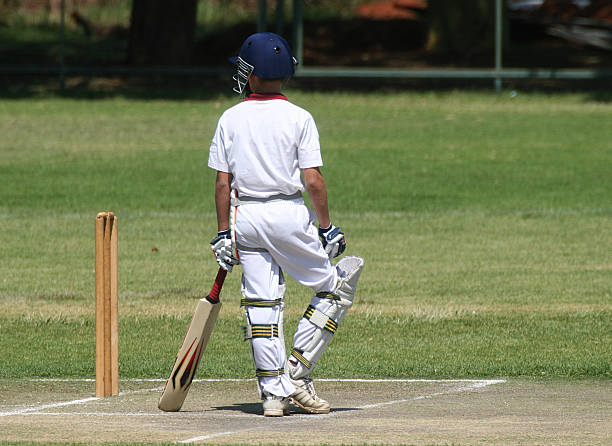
[1,378,610,444]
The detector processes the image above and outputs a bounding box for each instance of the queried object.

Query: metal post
[494,0,503,93]
[293,0,303,67]
[59,0,66,90]
[257,0,267,33]
[276,0,284,36]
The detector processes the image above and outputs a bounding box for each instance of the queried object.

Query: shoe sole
[263,407,291,417]
[290,398,330,414]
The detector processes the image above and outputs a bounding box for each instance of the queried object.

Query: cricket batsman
[208,32,364,416]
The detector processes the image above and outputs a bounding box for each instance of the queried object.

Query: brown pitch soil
[1,378,610,445]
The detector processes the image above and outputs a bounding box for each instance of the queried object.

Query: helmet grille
[232,57,254,95]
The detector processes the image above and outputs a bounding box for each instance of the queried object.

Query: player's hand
[318,224,346,259]
[210,230,239,272]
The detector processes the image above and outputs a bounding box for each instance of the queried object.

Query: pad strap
[243,323,279,340]
[303,305,338,334]
[240,298,282,307]
[315,291,339,300]
[256,368,285,377]
[290,348,312,369]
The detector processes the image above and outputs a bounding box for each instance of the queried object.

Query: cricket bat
[158,268,227,412]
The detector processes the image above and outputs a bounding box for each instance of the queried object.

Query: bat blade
[158,268,226,412]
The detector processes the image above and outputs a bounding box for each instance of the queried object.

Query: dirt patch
[1,378,610,444]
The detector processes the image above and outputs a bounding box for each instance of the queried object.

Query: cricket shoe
[289,377,330,414]
[262,393,290,417]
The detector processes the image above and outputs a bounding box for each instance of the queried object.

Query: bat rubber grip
[205,268,227,304]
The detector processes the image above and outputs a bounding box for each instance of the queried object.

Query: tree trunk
[426,0,502,57]
[128,0,198,66]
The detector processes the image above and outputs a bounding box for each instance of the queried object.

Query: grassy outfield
[0,90,610,380]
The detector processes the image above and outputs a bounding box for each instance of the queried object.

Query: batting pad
[289,256,364,379]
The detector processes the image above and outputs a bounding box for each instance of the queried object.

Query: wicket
[95,212,119,397]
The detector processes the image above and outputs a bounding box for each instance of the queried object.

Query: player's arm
[303,167,330,229]
[214,171,232,232]
[303,167,346,258]
[211,170,237,271]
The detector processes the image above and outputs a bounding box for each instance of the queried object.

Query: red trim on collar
[244,93,288,101]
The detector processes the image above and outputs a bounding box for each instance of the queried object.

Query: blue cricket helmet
[230,32,298,94]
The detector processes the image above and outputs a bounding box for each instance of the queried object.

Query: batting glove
[210,229,239,272]
[318,224,346,259]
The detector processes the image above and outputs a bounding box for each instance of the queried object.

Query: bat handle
[205,267,227,304]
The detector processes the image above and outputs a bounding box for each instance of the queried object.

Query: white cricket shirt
[208,93,323,198]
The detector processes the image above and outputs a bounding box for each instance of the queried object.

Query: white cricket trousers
[234,198,337,397]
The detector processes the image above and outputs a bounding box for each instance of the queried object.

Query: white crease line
[0,397,100,417]
[178,379,506,444]
[356,380,504,410]
[11,381,506,420]
[29,378,506,384]
[317,378,507,384]
[467,379,506,388]
[5,379,507,443]
[25,412,167,417]
[0,386,161,417]
[179,431,247,444]
[20,411,262,419]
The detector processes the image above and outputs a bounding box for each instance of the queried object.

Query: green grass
[0,90,611,381]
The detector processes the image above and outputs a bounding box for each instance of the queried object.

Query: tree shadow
[585,88,612,103]
[3,14,612,100]
[0,75,236,100]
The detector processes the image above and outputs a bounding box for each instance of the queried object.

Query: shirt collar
[244,93,288,101]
